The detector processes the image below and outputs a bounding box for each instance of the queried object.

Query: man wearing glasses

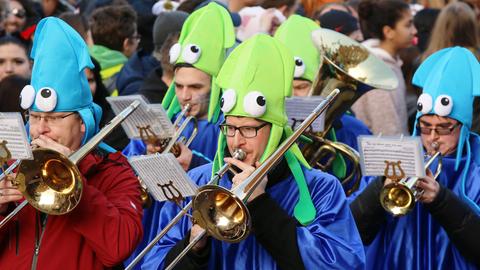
[142,35,365,270]
[351,47,480,269]
[0,18,143,269]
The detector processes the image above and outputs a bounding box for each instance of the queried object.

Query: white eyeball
[181,44,202,64]
[294,57,306,78]
[169,43,181,64]
[19,84,35,109]
[34,87,57,112]
[243,91,266,117]
[416,93,433,114]
[434,95,453,116]
[220,89,237,113]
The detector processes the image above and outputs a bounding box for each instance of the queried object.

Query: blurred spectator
[352,0,416,135]
[58,12,93,46]
[228,0,263,12]
[138,11,188,103]
[236,6,285,41]
[316,2,359,20]
[3,0,39,42]
[318,9,363,41]
[41,0,74,17]
[413,8,440,53]
[261,0,298,17]
[0,74,29,121]
[177,0,205,13]
[89,4,138,95]
[0,35,30,82]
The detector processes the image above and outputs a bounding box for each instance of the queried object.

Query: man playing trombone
[0,18,143,269]
[351,47,480,269]
[142,35,365,270]
[123,2,236,171]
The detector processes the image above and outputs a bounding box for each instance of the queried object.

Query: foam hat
[19,17,101,146]
[162,2,236,123]
[213,34,317,225]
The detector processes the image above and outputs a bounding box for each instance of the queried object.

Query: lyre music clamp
[383,160,405,182]
[158,181,192,218]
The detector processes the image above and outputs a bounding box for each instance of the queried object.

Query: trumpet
[140,104,198,157]
[379,149,443,216]
[163,89,340,270]
[300,28,398,195]
[124,149,246,270]
[0,101,140,229]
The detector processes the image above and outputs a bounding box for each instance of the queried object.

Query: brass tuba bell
[301,28,398,195]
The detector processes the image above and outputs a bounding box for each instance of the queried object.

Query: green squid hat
[274,14,320,82]
[213,34,317,225]
[162,2,236,122]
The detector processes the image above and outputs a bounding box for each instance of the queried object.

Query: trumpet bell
[15,148,82,215]
[380,182,415,216]
[192,185,250,243]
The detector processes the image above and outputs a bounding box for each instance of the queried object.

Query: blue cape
[141,163,365,269]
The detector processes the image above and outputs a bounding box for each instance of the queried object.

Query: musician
[0,18,143,269]
[142,35,365,270]
[274,14,371,192]
[123,2,236,171]
[351,47,480,268]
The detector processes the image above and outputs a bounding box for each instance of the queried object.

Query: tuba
[301,28,398,195]
[0,101,140,229]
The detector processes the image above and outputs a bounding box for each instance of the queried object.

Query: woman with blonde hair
[422,1,480,61]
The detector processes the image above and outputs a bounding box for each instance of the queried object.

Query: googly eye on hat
[243,91,266,117]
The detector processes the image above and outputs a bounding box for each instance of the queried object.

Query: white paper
[0,113,33,160]
[285,96,325,132]
[358,135,425,178]
[129,153,197,202]
[106,95,175,139]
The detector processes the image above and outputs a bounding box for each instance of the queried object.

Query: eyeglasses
[417,122,460,135]
[25,112,76,126]
[7,8,26,19]
[220,123,268,138]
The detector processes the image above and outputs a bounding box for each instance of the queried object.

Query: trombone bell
[16,148,82,215]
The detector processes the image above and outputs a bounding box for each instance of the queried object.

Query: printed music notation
[285,97,326,132]
[107,95,175,140]
[128,153,197,202]
[358,135,425,178]
[0,113,33,160]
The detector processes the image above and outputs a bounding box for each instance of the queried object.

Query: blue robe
[123,114,222,269]
[141,163,366,270]
[363,135,480,269]
[335,114,372,151]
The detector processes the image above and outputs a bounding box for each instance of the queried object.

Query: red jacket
[0,151,143,269]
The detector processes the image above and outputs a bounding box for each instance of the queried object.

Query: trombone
[0,100,140,229]
[163,89,340,270]
[125,149,246,270]
[140,104,198,157]
[379,150,443,216]
[300,28,399,195]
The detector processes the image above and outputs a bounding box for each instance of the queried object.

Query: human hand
[416,169,440,204]
[31,135,73,157]
[0,173,22,214]
[176,142,192,171]
[224,158,267,202]
[189,224,208,253]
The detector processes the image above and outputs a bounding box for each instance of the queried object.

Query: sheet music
[358,135,425,178]
[0,113,33,160]
[106,95,175,139]
[285,97,325,132]
[129,153,198,202]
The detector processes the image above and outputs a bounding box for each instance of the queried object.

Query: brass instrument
[140,104,198,157]
[0,100,140,229]
[380,150,443,216]
[124,149,246,270]
[163,89,340,270]
[301,28,399,195]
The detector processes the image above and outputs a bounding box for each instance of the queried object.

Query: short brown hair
[89,5,137,52]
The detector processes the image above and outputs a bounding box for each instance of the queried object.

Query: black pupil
[256,96,266,106]
[191,46,199,53]
[417,102,423,111]
[441,97,449,106]
[41,89,51,98]
[220,97,224,108]
[295,59,303,66]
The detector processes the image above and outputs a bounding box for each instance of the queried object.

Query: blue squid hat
[412,46,480,213]
[19,17,101,145]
